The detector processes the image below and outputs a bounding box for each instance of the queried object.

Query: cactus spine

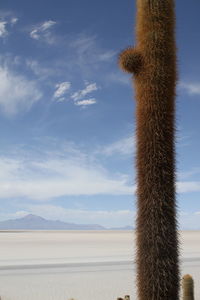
[119,0,179,299]
[182,274,194,300]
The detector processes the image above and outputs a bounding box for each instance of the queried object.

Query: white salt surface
[0,230,199,300]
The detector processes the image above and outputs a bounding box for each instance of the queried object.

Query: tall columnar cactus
[182,274,194,300]
[119,0,179,299]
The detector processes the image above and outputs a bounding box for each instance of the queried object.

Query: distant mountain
[0,214,133,230]
[109,225,134,230]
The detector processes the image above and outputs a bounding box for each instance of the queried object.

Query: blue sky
[0,0,199,229]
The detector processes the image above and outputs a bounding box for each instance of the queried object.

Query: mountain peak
[21,214,45,221]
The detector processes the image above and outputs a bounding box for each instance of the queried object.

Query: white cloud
[0,14,18,38]
[71,82,98,101]
[178,167,200,180]
[56,97,65,102]
[100,136,135,156]
[30,30,39,40]
[54,81,71,99]
[70,82,98,107]
[70,34,116,71]
[10,17,18,25]
[0,210,29,221]
[107,72,131,85]
[176,181,200,193]
[40,20,56,31]
[98,50,117,62]
[0,21,7,37]
[75,98,97,106]
[0,136,200,228]
[25,59,56,80]
[0,138,198,201]
[0,158,21,180]
[0,65,42,116]
[30,20,57,43]
[70,35,95,51]
[180,82,200,95]
[177,133,191,147]
[0,146,134,200]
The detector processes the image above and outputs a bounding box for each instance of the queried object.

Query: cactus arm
[119,47,143,74]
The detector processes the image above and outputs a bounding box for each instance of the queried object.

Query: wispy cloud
[179,82,200,95]
[0,211,30,221]
[10,17,18,25]
[177,134,191,147]
[0,12,18,38]
[0,63,42,116]
[52,81,98,106]
[178,167,200,180]
[0,135,199,227]
[74,98,97,107]
[26,59,56,79]
[0,143,134,200]
[98,50,117,62]
[0,21,7,37]
[70,34,116,72]
[40,20,56,31]
[100,136,135,156]
[0,158,21,180]
[30,20,57,44]
[107,71,131,86]
[176,181,200,193]
[71,82,98,101]
[54,82,71,100]
[70,81,98,107]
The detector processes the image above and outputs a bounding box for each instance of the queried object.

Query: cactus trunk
[119,0,179,299]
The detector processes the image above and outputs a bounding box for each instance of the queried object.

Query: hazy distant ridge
[0,214,133,230]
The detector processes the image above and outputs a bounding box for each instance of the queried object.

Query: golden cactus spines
[119,0,179,299]
[182,274,194,300]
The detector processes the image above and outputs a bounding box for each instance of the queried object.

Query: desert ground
[0,230,199,300]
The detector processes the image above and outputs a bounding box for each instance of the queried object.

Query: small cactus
[182,274,194,300]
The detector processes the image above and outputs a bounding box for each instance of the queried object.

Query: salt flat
[0,231,199,300]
